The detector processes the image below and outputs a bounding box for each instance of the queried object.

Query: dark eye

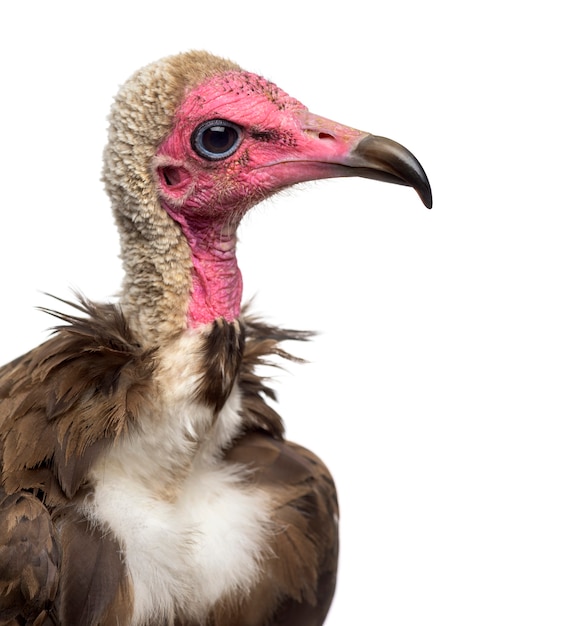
[191,119,243,160]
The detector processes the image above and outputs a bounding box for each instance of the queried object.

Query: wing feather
[0,490,59,624]
[56,511,133,626]
[223,435,339,626]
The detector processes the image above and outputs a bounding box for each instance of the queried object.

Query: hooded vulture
[0,51,432,626]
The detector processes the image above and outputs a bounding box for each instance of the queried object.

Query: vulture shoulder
[0,297,155,503]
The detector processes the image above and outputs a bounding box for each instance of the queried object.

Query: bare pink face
[152,69,431,328]
[155,70,365,225]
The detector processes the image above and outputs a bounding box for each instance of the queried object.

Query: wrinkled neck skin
[185,219,242,328]
[163,206,243,329]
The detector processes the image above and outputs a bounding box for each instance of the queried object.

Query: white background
[0,2,562,624]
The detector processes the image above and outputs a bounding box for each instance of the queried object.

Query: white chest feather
[83,335,272,625]
[87,456,270,624]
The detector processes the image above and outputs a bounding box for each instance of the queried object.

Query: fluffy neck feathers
[102,52,242,344]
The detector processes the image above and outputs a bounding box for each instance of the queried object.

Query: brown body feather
[0,299,338,626]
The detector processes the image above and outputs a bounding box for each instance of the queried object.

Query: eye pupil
[192,120,242,160]
[203,126,233,152]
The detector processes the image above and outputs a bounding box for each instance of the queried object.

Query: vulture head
[102,51,431,342]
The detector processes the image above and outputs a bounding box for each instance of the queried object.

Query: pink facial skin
[155,71,366,328]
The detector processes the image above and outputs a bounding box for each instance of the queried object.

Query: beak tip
[421,186,433,209]
[352,135,432,210]
[410,156,432,209]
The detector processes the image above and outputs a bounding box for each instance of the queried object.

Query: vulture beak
[343,134,433,209]
[284,111,433,209]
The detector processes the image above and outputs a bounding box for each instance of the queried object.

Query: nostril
[304,128,337,142]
